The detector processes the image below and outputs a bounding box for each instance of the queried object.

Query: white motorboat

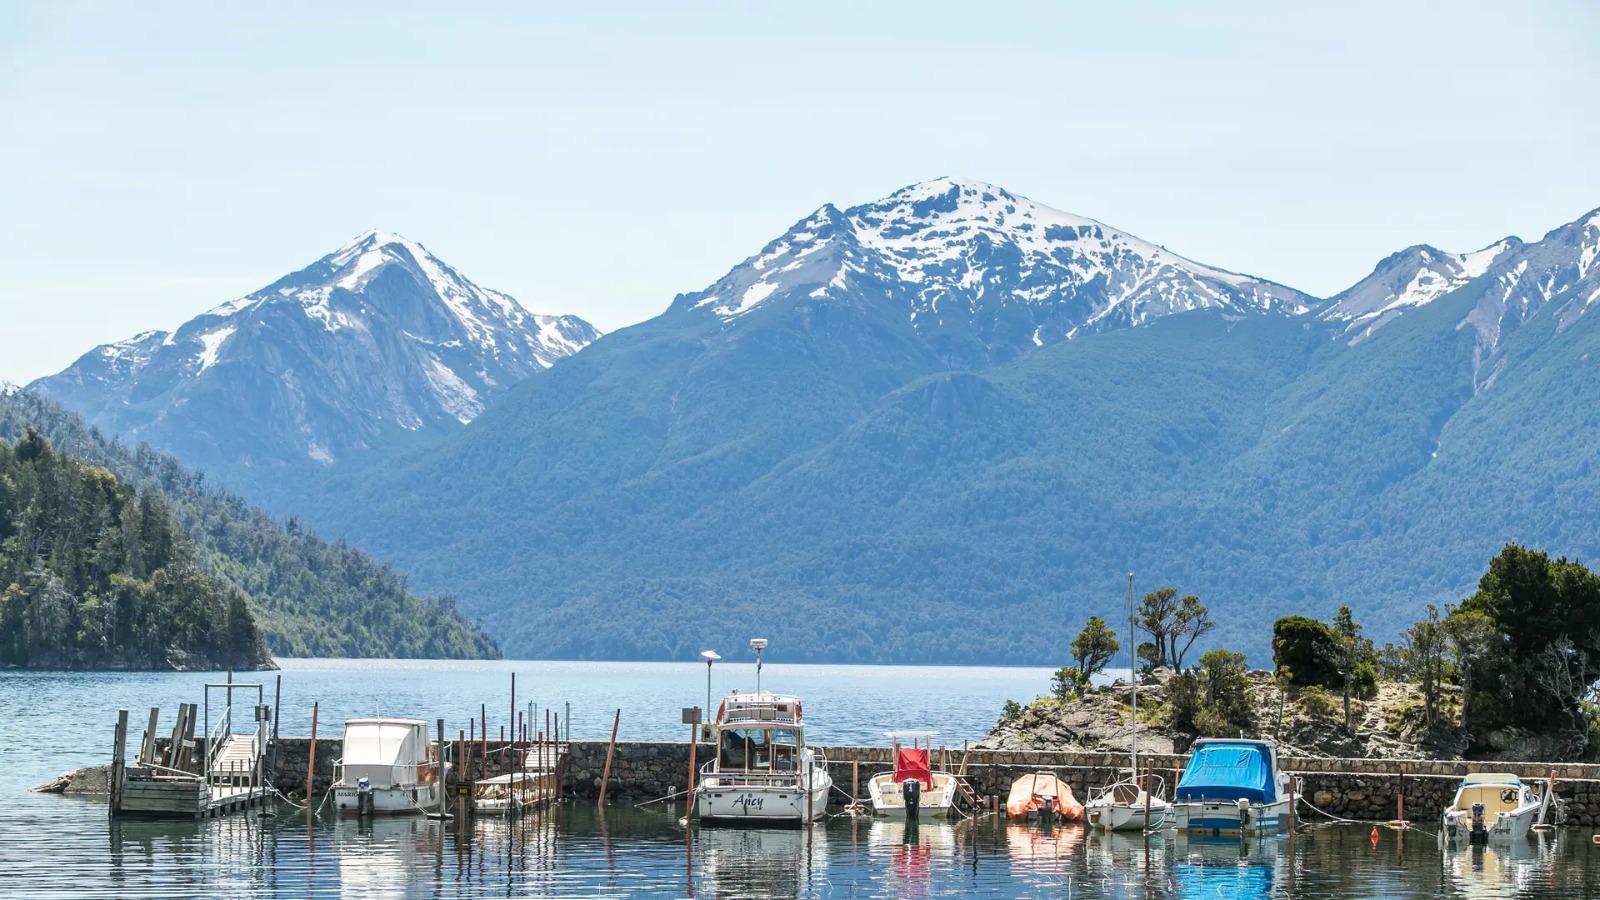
[1172,738,1292,833]
[694,690,832,825]
[1086,773,1171,831]
[1442,773,1541,844]
[866,731,958,818]
[332,718,445,815]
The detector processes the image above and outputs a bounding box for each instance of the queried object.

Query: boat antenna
[1127,571,1137,779]
[750,638,768,695]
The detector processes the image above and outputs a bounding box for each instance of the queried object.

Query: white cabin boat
[1172,739,1292,833]
[694,691,831,825]
[332,718,444,815]
[1442,773,1541,844]
[866,731,958,818]
[1085,772,1171,832]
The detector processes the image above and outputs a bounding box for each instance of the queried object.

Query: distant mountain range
[32,180,1600,664]
[33,230,598,503]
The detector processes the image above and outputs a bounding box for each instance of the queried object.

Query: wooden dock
[111,681,275,819]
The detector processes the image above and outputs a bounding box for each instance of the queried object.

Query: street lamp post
[700,650,720,723]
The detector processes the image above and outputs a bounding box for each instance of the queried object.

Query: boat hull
[1443,807,1537,843]
[696,776,831,825]
[1174,798,1290,833]
[866,773,958,819]
[1087,800,1170,832]
[333,782,443,816]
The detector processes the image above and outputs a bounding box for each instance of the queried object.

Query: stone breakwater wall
[55,738,1600,825]
[558,742,1600,825]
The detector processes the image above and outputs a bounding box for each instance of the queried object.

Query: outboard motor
[356,776,374,817]
[902,778,921,820]
[1469,802,1487,844]
[1236,797,1251,831]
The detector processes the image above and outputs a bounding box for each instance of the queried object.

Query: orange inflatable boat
[1006,772,1084,822]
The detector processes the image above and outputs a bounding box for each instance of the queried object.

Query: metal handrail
[698,761,803,787]
[206,705,232,774]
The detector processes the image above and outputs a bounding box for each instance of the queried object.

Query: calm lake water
[3,658,1598,897]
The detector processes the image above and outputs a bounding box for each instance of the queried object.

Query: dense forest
[0,428,272,669]
[0,389,497,659]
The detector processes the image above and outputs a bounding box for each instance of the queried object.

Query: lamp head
[749,637,768,652]
[700,650,720,662]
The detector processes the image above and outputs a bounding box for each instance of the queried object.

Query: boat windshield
[717,727,800,773]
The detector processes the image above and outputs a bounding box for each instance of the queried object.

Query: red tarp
[893,748,932,787]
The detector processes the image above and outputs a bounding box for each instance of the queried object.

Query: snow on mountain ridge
[36,230,600,468]
[687,178,1311,355]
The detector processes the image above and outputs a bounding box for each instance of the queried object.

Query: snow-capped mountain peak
[1323,238,1523,338]
[33,231,599,473]
[681,177,1312,361]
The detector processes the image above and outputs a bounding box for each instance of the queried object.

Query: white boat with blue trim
[1172,738,1292,833]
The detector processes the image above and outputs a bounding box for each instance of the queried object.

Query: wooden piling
[687,710,699,821]
[140,707,160,765]
[480,703,488,778]
[435,718,448,818]
[553,713,563,800]
[852,759,859,801]
[110,708,129,815]
[165,704,185,768]
[306,702,319,810]
[598,708,621,806]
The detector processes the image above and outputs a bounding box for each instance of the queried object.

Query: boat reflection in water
[1169,831,1285,900]
[1445,831,1551,898]
[864,817,958,894]
[696,824,827,898]
[331,815,447,899]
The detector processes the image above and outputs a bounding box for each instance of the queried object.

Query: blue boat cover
[1175,741,1277,804]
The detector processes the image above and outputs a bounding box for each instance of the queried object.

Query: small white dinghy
[1085,773,1171,832]
[866,732,958,819]
[1442,773,1541,844]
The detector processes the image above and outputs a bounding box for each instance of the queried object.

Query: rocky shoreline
[978,668,1593,763]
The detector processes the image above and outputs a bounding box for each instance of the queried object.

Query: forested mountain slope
[0,429,273,670]
[0,389,497,659]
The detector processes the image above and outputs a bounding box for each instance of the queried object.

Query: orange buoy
[1370,825,1380,847]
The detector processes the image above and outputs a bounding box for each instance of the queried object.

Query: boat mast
[1127,571,1137,779]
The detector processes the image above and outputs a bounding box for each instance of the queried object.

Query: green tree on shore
[1053,615,1121,698]
[1139,588,1214,669]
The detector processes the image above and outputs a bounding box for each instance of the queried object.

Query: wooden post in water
[480,703,488,779]
[270,674,282,792]
[1144,767,1151,825]
[1396,774,1404,824]
[140,706,160,765]
[598,709,621,806]
[687,709,699,820]
[306,702,319,810]
[1288,772,1296,834]
[431,718,448,818]
[852,760,859,802]
[553,713,563,800]
[510,672,516,762]
[110,708,129,816]
[166,704,186,768]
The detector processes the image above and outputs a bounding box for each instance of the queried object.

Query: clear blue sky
[3,1,1597,383]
